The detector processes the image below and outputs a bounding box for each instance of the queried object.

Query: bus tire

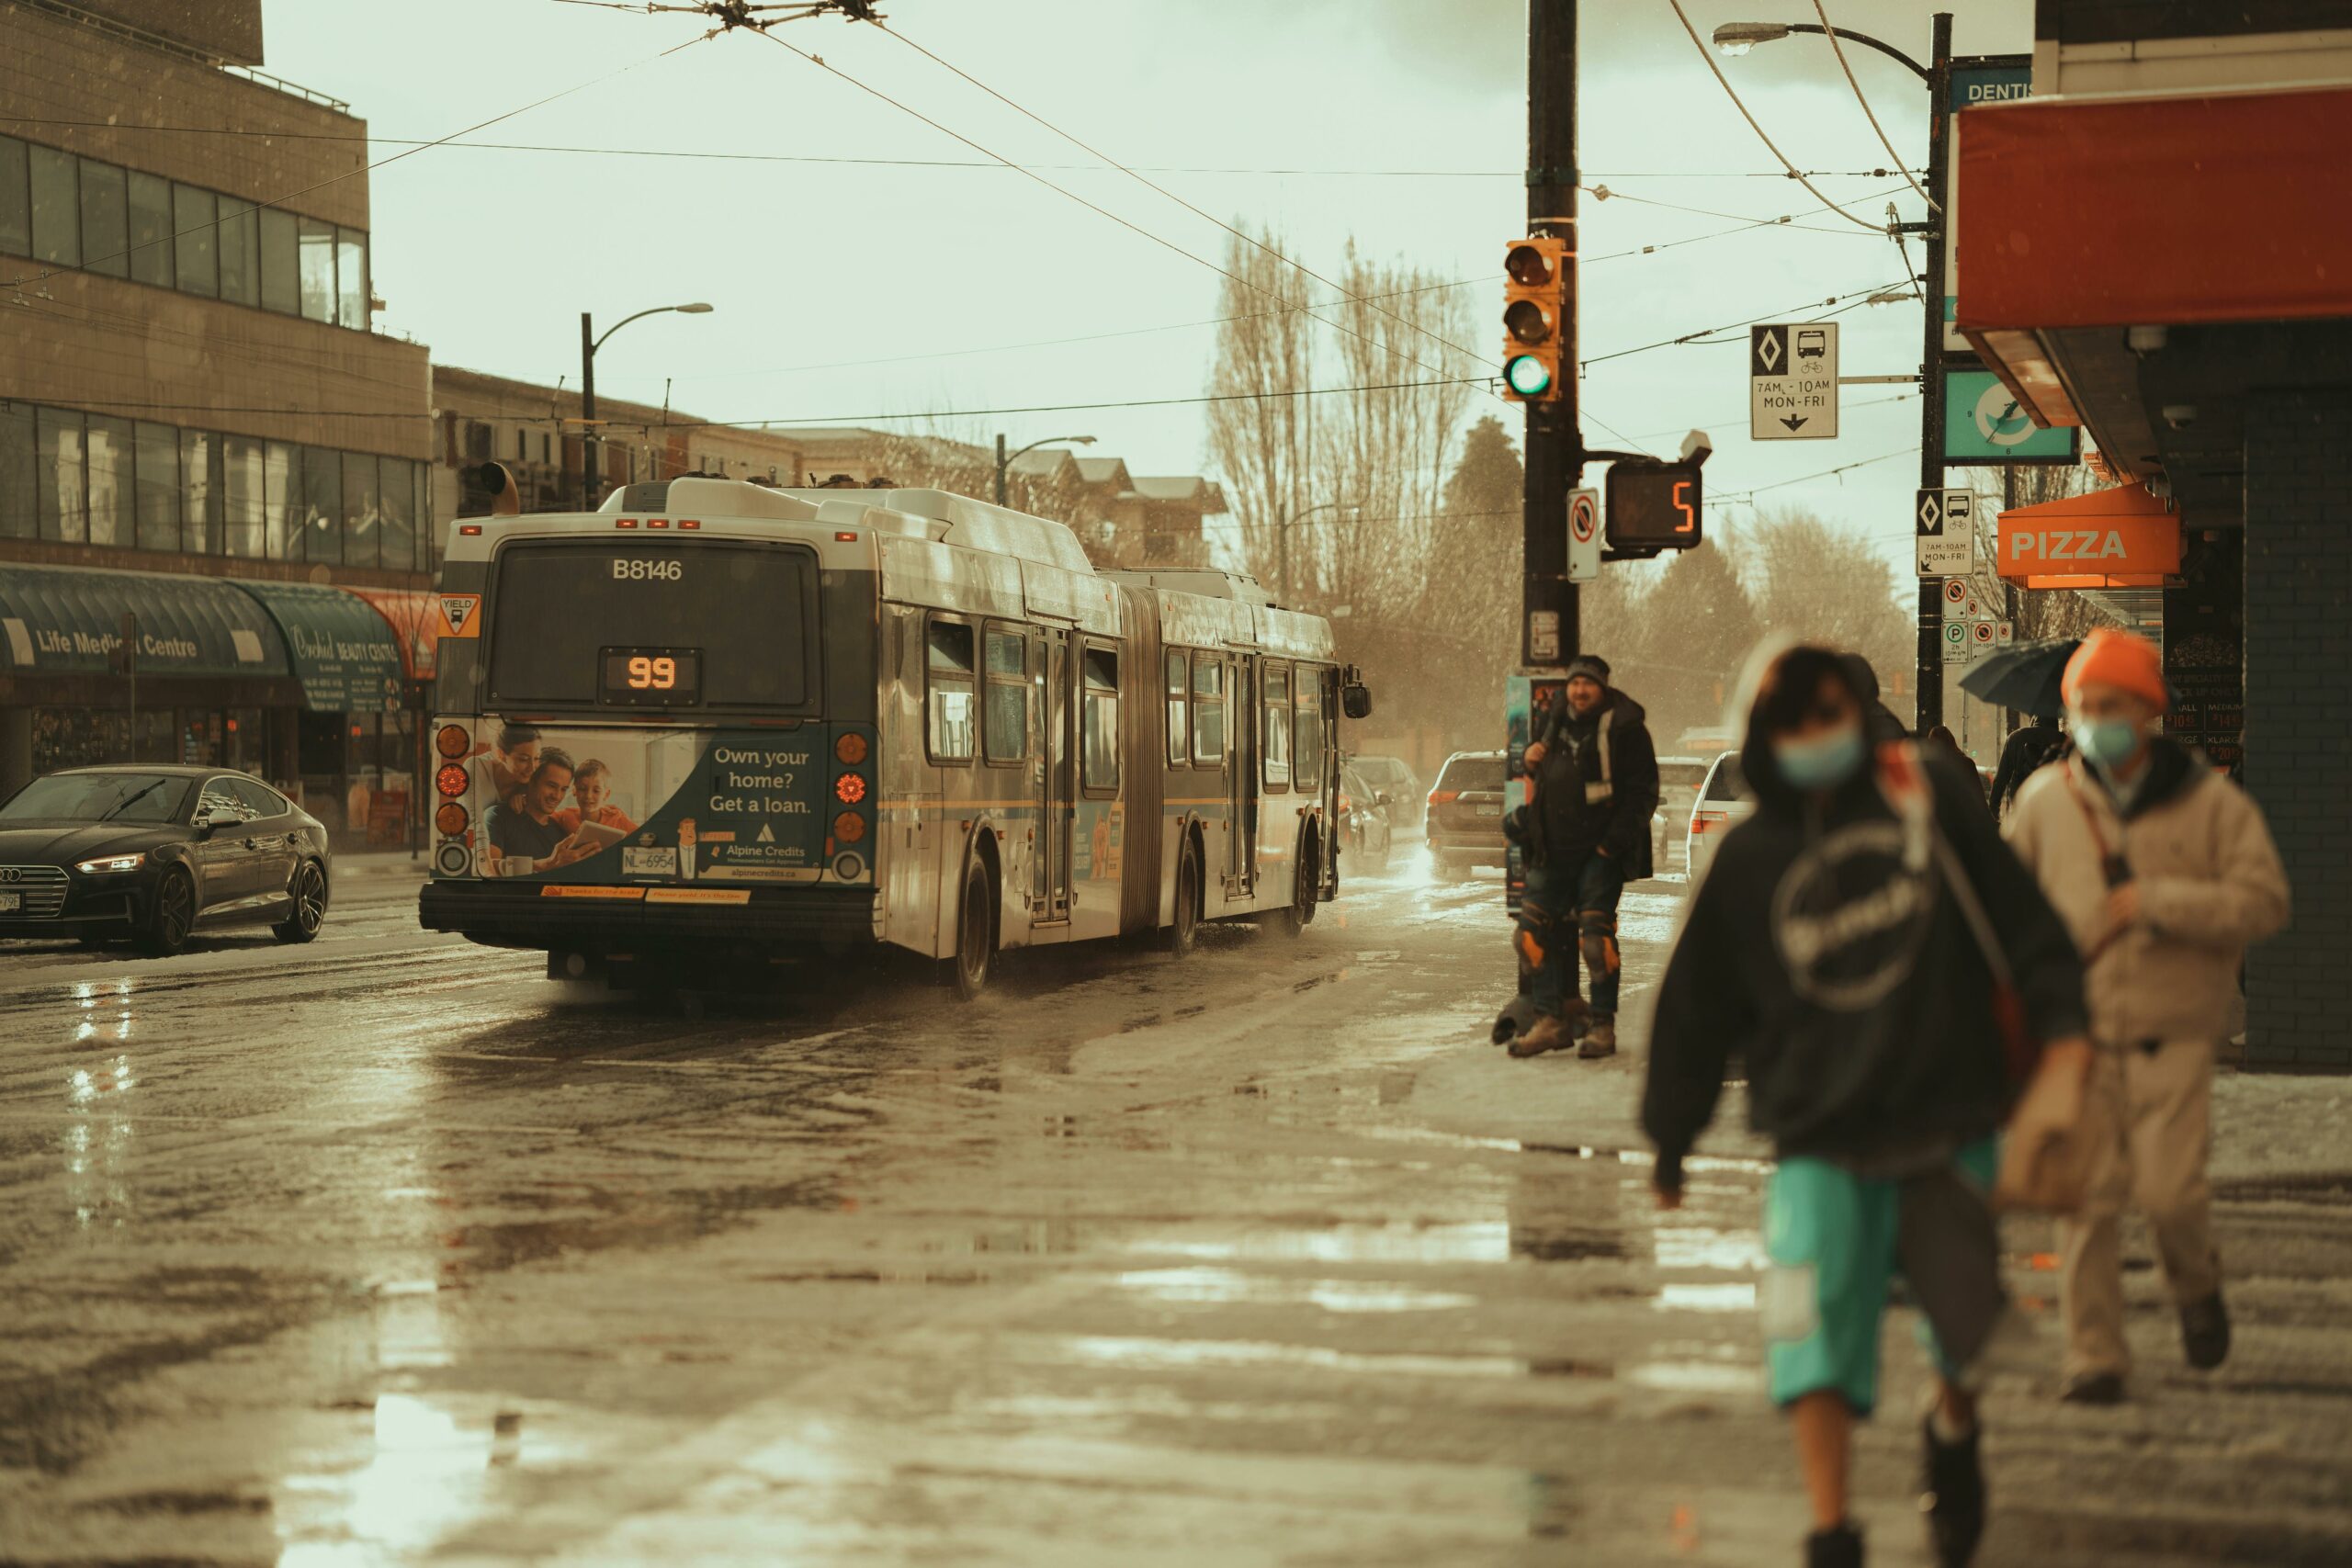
[1168,836,1200,958]
[1270,830,1316,938]
[953,855,995,1000]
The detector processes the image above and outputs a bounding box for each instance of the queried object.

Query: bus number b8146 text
[611,559,684,581]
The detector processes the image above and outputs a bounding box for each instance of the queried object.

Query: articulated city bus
[418,474,1367,996]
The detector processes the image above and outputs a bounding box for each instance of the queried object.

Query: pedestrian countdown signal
[1501,237,1569,403]
[1604,460,1703,554]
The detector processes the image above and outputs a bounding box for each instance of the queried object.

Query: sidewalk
[331,846,430,883]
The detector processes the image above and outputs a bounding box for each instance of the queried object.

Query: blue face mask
[1774,725,1864,792]
[2071,716,2142,770]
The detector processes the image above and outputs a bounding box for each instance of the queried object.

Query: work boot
[2059,1371,2125,1405]
[1804,1521,1863,1568]
[1919,1416,1985,1567]
[1577,1014,1617,1059]
[2180,1291,2231,1371]
[1509,1014,1567,1058]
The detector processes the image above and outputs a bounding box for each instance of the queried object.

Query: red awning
[1996,482,2180,590]
[1956,85,2352,337]
[349,587,438,681]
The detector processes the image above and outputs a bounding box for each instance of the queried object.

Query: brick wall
[2241,388,2352,1070]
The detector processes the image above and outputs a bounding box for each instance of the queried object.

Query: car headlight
[74,852,147,874]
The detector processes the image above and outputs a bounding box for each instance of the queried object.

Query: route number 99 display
[599,646,703,706]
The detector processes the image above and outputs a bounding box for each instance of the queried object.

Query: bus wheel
[1168,839,1200,958]
[1270,840,1316,938]
[953,857,994,1000]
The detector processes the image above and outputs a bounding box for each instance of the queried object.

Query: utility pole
[1914,11,1954,729]
[580,311,599,512]
[1522,0,1580,670]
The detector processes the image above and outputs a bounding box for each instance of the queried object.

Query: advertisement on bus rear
[451,721,867,886]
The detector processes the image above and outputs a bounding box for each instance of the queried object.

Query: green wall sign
[1943,369,2080,465]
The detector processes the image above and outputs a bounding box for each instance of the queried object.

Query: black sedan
[0,766,332,955]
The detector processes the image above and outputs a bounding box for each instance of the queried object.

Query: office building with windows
[0,0,435,840]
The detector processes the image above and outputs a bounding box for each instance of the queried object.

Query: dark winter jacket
[1529,689,1658,881]
[1641,714,2088,1191]
[1990,721,2068,822]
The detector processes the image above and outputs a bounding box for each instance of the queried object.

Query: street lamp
[580,301,714,509]
[1274,499,1361,605]
[1716,13,1951,728]
[1711,19,1930,78]
[994,433,1095,507]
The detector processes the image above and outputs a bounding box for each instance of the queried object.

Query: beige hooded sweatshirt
[2005,744,2289,1046]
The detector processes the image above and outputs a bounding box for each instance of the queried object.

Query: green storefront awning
[0,564,291,679]
[231,580,407,714]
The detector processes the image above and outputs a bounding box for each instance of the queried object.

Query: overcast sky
[264,0,2035,579]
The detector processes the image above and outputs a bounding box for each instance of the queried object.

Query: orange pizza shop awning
[349,587,439,682]
[1996,482,2180,590]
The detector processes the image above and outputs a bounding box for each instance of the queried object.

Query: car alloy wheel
[274,862,327,944]
[142,868,195,956]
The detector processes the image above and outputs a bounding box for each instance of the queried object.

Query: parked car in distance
[0,766,332,955]
[1348,754,1425,831]
[1338,761,1395,874]
[1425,750,1509,881]
[1684,750,1753,888]
[1654,754,1713,872]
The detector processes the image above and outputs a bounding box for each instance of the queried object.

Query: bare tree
[1204,227,1317,593]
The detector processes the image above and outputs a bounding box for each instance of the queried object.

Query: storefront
[231,580,408,843]
[350,587,441,851]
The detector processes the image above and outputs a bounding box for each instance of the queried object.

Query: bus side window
[983,626,1028,764]
[1192,656,1227,766]
[1164,649,1188,767]
[1081,648,1119,794]
[1293,677,1323,789]
[927,619,977,762]
[1262,662,1292,791]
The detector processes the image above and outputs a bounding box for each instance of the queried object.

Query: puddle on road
[1652,1282,1758,1314]
[1117,1268,1476,1314]
[1116,1221,1512,1265]
[1059,1334,1529,1381]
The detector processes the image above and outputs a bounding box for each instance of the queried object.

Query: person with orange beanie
[2005,628,2290,1404]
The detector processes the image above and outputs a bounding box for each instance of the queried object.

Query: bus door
[1229,652,1257,894]
[1039,626,1075,920]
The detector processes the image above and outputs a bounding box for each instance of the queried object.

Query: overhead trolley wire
[1663,0,1888,233]
[1812,0,1938,213]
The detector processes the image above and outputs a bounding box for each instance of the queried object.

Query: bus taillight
[833,812,866,844]
[835,773,867,805]
[435,763,469,797]
[435,724,469,759]
[435,802,468,837]
[835,733,868,766]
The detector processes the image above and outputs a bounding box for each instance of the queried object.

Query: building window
[515,428,527,463]
[173,184,218,298]
[259,206,298,314]
[380,457,418,571]
[0,401,35,539]
[926,619,977,762]
[1082,647,1119,794]
[464,422,492,460]
[342,451,380,567]
[180,429,220,553]
[85,413,130,547]
[0,135,28,256]
[297,216,335,323]
[1262,662,1292,790]
[539,432,550,466]
[1164,649,1188,766]
[126,170,170,287]
[264,440,297,559]
[218,200,258,307]
[76,161,127,278]
[134,421,179,551]
[983,626,1029,763]
[222,435,266,558]
[36,408,85,542]
[336,228,368,329]
[28,144,77,267]
[300,446,343,563]
[1191,655,1226,765]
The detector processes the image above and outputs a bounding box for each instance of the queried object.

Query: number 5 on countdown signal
[1602,460,1704,554]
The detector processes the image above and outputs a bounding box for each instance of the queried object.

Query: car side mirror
[196,806,241,836]
[1341,682,1372,720]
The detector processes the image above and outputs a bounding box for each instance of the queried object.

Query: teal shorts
[1759,1137,2000,1416]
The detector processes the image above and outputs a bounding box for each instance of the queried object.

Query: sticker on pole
[1750,322,1838,440]
[1916,488,1973,577]
[1567,488,1600,583]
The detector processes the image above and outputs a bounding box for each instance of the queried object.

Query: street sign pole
[1916,10,1953,731]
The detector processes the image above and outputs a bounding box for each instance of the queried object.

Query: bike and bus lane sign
[1750,322,1839,440]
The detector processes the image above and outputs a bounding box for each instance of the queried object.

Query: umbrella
[1959,637,2079,716]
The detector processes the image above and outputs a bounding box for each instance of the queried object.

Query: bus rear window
[485,543,818,708]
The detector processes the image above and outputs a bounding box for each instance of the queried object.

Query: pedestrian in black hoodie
[1642,645,2090,1568]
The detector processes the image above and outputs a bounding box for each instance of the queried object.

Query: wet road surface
[2,855,2349,1565]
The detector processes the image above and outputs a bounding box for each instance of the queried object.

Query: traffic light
[1604,459,1703,554]
[1501,237,1569,402]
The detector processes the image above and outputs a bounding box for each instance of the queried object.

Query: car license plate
[1476,805,1500,817]
[0,892,18,911]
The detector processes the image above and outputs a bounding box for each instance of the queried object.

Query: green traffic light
[1504,354,1553,397]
